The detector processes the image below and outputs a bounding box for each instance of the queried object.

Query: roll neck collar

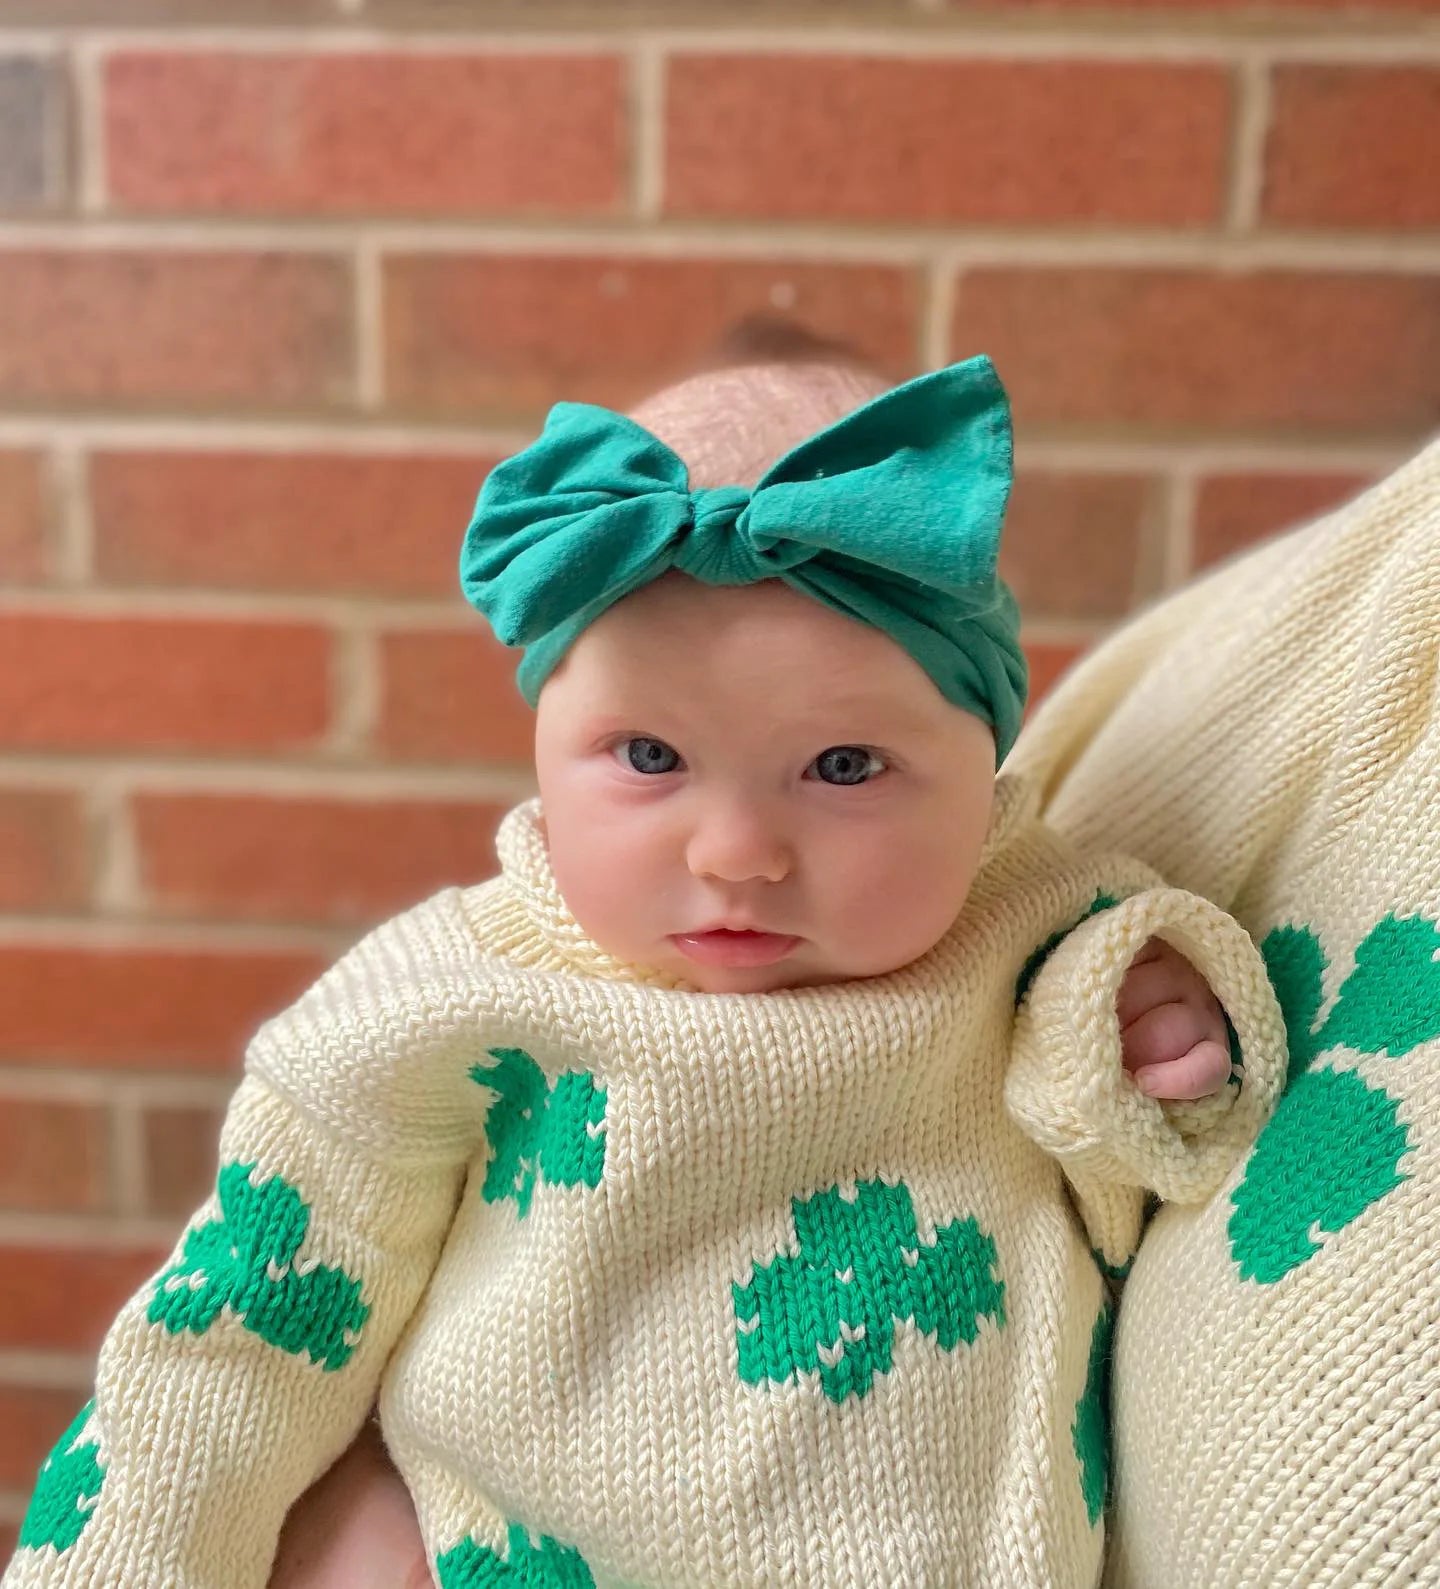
[492,796,701,990]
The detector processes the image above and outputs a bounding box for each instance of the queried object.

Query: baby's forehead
[556,575,950,735]
[598,571,897,664]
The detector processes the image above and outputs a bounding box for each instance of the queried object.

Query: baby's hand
[1116,938,1233,1100]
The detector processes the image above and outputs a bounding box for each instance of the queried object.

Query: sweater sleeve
[1004,880,1287,1273]
[2,888,497,1589]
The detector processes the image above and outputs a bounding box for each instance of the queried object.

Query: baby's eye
[808,746,885,786]
[615,736,683,775]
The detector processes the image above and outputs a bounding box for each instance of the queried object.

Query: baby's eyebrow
[581,698,937,745]
[813,700,936,738]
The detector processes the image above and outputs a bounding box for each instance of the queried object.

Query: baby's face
[534,572,997,994]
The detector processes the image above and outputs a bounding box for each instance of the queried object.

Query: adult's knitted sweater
[1009,439,1440,1588]
[3,779,1284,1589]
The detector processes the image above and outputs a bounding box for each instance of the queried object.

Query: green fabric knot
[676,485,766,583]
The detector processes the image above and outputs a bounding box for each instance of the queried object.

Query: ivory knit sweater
[4,780,1284,1589]
[1010,438,1440,1589]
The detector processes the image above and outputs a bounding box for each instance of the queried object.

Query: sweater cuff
[1005,887,1287,1207]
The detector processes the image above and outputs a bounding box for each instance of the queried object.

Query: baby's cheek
[829,836,975,974]
[548,831,655,951]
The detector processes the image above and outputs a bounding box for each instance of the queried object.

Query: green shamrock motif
[436,1523,596,1587]
[471,1047,606,1219]
[17,1400,104,1554]
[1229,914,1440,1285]
[147,1162,370,1370]
[1072,1305,1113,1527]
[1317,915,1440,1060]
[734,1178,1005,1405]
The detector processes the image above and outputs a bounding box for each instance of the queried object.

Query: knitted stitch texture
[1011,438,1440,1589]
[2,783,1285,1589]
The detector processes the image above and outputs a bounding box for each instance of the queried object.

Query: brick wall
[1,0,1437,1544]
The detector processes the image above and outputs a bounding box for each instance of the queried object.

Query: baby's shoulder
[248,884,506,1077]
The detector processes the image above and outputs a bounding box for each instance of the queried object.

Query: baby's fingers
[1116,955,1198,1029]
[1121,995,1218,1070]
[1129,1039,1233,1100]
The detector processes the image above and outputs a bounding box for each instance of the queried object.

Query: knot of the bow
[672,486,770,585]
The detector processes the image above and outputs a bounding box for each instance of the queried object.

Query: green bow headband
[460,355,1028,763]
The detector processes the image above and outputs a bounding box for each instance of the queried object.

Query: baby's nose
[685,806,792,885]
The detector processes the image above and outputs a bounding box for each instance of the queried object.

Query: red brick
[0,449,50,582]
[0,250,351,410]
[1193,470,1374,568]
[1002,472,1153,619]
[955,269,1440,434]
[0,788,89,912]
[1264,67,1440,229]
[92,451,489,597]
[106,51,625,218]
[134,792,505,926]
[0,944,325,1070]
[140,1104,225,1218]
[0,614,331,754]
[0,1385,86,1489]
[0,1097,109,1214]
[377,628,535,765]
[666,55,1228,226]
[0,1243,166,1353]
[382,253,919,419]
[1023,640,1089,706]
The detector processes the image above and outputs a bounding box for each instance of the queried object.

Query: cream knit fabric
[1011,438,1440,1588]
[4,783,1284,1589]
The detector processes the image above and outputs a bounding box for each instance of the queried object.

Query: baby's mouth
[670,929,802,969]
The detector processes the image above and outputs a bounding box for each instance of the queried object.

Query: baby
[4,329,1285,1589]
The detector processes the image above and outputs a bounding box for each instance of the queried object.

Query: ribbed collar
[491,795,701,990]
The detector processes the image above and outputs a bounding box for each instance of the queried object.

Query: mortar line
[47,442,93,585]
[920,257,955,371]
[70,35,107,216]
[4,218,1440,272]
[86,771,139,917]
[1160,471,1200,589]
[57,27,1440,65]
[630,38,666,222]
[0,1069,238,1107]
[0,756,537,802]
[1227,52,1273,233]
[109,1092,148,1218]
[326,623,380,758]
[353,234,384,410]
[0,1350,97,1387]
[0,416,1415,473]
